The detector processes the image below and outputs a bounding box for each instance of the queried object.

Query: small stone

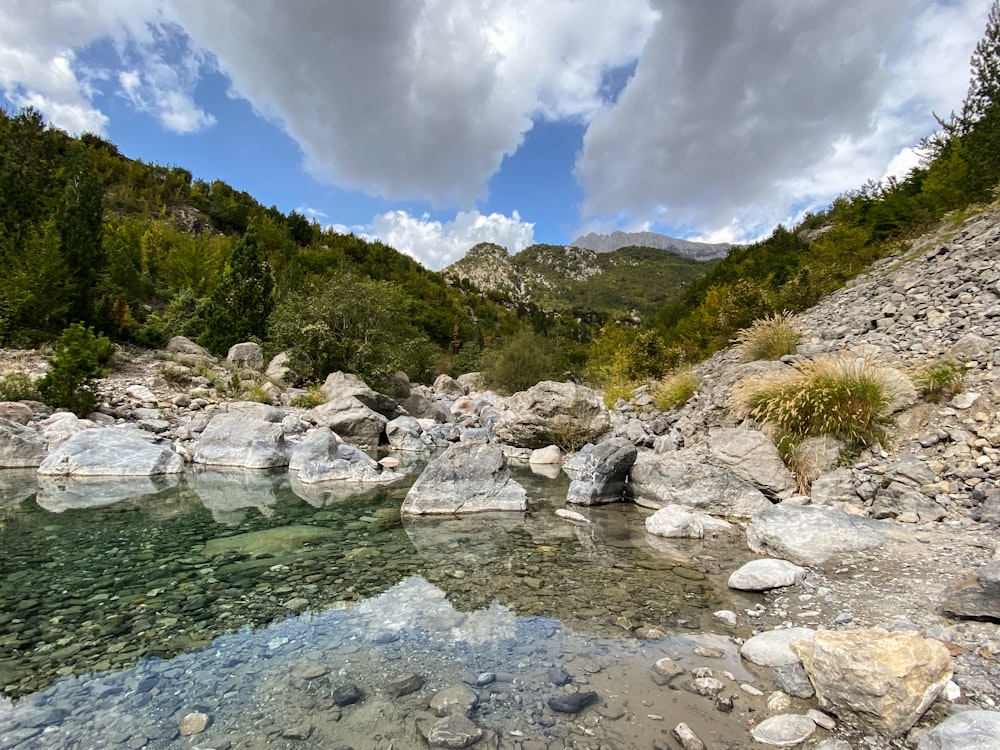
[750,714,816,747]
[807,709,836,730]
[653,658,686,679]
[548,690,599,714]
[283,597,309,611]
[547,667,573,686]
[672,722,707,750]
[281,724,314,740]
[296,665,329,680]
[728,559,807,591]
[333,683,364,706]
[690,677,725,697]
[178,712,209,736]
[767,691,792,713]
[716,695,734,713]
[426,714,483,749]
[713,610,738,627]
[430,685,479,717]
[555,508,590,524]
[385,673,424,697]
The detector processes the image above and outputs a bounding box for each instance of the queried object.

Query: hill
[571,230,731,260]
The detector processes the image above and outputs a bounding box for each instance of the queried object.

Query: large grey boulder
[740,627,816,668]
[193,403,288,469]
[566,437,636,505]
[401,443,527,514]
[791,628,953,738]
[433,373,466,397]
[38,427,183,476]
[385,416,430,452]
[167,336,211,358]
[227,341,264,370]
[0,402,33,425]
[628,452,771,519]
[746,504,886,566]
[289,427,401,485]
[706,427,796,499]
[309,396,388,447]
[644,504,733,538]
[494,381,609,449]
[0,418,46,468]
[940,561,1000,621]
[918,710,1000,750]
[809,467,859,506]
[321,371,401,418]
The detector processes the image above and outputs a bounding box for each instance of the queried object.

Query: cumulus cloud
[164,0,657,205]
[368,209,535,269]
[575,0,990,242]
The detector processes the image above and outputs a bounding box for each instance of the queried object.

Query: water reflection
[35,474,181,513]
[187,467,288,524]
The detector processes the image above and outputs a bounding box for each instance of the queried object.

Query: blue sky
[0,1,991,269]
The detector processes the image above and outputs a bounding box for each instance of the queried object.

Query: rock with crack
[289,427,401,485]
[38,427,183,476]
[193,403,288,469]
[706,427,796,499]
[494,381,609,449]
[565,437,636,505]
[746,504,886,566]
[401,443,527,514]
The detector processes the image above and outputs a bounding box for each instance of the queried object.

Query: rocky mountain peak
[571,230,731,260]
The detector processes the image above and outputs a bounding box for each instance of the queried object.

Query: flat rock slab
[645,504,734,538]
[750,714,816,747]
[940,561,1000,621]
[728,559,807,591]
[746,504,886,566]
[38,427,183,476]
[203,525,336,558]
[917,709,1000,750]
[740,627,816,668]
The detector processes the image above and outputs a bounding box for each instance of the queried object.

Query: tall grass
[912,357,965,402]
[733,312,801,362]
[653,367,700,412]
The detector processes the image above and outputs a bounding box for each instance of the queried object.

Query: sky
[0,0,992,270]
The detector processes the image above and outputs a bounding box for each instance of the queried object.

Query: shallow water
[0,462,768,749]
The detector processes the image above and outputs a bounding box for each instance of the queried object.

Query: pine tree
[58,147,105,325]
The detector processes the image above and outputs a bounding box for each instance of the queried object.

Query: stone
[425,714,482,749]
[746,504,886,566]
[566,437,637,505]
[0,418,46,468]
[309,396,388,447]
[167,336,211,357]
[672,722,706,750]
[193,406,288,469]
[952,391,981,410]
[809,467,858,506]
[949,332,993,361]
[0,402,33,425]
[791,435,844,489]
[706,427,796,498]
[529,445,562,464]
[385,673,424,697]
[203,525,336,557]
[385,415,428,452]
[749,714,815,747]
[38,427,183,476]
[494,381,610,449]
[401,443,527,514]
[548,690,599,713]
[917,709,1000,750]
[728,559,807,591]
[555,508,590,524]
[433,373,466,397]
[289,427,400,484]
[333,682,364,706]
[430,685,478,717]
[740,627,816,668]
[265,352,300,385]
[774,662,815,699]
[321,371,400,418]
[178,712,209,736]
[227,341,264,370]
[940,561,1000,621]
[644,504,733,538]
[790,628,953,738]
[629,452,771,518]
[812,741,851,750]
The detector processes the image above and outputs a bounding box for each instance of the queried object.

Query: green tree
[58,147,105,325]
[39,323,115,416]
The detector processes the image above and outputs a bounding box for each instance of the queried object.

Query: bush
[0,371,41,402]
[38,323,114,415]
[731,353,897,452]
[652,367,700,412]
[480,330,568,395]
[912,357,965,402]
[733,312,801,362]
[291,384,327,408]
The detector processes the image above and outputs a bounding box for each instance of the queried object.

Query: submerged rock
[401,443,527,514]
[202,525,337,558]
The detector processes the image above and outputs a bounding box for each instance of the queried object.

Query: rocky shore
[2,206,1000,748]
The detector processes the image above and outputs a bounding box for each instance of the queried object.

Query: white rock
[728,559,807,591]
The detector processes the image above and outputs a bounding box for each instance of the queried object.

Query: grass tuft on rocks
[912,357,965,402]
[733,312,801,362]
[653,367,700,412]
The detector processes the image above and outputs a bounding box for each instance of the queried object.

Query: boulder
[949,332,993,361]
[227,341,264,370]
[790,628,953,738]
[940,561,1000,621]
[385,416,429,452]
[387,371,411,401]
[809,467,858,506]
[167,336,211,358]
[746,504,886,566]
[566,437,637,505]
[728,559,807,591]
[529,445,562,465]
[289,427,401,485]
[321,371,400,418]
[0,418,46,468]
[706,427,796,498]
[628,452,771,519]
[193,406,288,469]
[918,710,1000,750]
[401,443,527,514]
[0,402,33,425]
[310,396,388,447]
[740,627,815,668]
[39,412,89,448]
[433,373,466,397]
[265,352,302,385]
[494,381,609,449]
[402,392,452,423]
[644,504,733,538]
[38,427,183,476]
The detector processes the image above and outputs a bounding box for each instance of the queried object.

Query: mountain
[571,231,731,260]
[444,242,716,323]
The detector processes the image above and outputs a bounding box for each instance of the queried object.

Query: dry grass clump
[731,354,898,453]
[733,312,801,362]
[653,367,700,412]
[912,357,965,402]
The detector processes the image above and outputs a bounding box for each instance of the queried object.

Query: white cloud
[367,209,535,269]
[575,0,990,241]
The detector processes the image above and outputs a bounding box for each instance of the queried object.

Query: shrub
[38,323,115,416]
[731,354,897,451]
[733,312,801,362]
[653,367,700,412]
[0,371,41,402]
[480,330,567,395]
[291,384,327,408]
[912,357,965,402]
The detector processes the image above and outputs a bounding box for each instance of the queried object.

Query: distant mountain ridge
[571,231,731,260]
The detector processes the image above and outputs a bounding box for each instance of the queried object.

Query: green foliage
[291,384,327,409]
[912,357,965,402]
[653,367,700,412]
[733,313,801,362]
[480,330,569,395]
[268,273,434,388]
[38,323,115,416]
[731,354,897,453]
[0,371,41,402]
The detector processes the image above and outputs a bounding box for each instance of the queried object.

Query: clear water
[0,462,767,749]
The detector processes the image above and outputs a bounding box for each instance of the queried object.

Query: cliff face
[570,230,731,260]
